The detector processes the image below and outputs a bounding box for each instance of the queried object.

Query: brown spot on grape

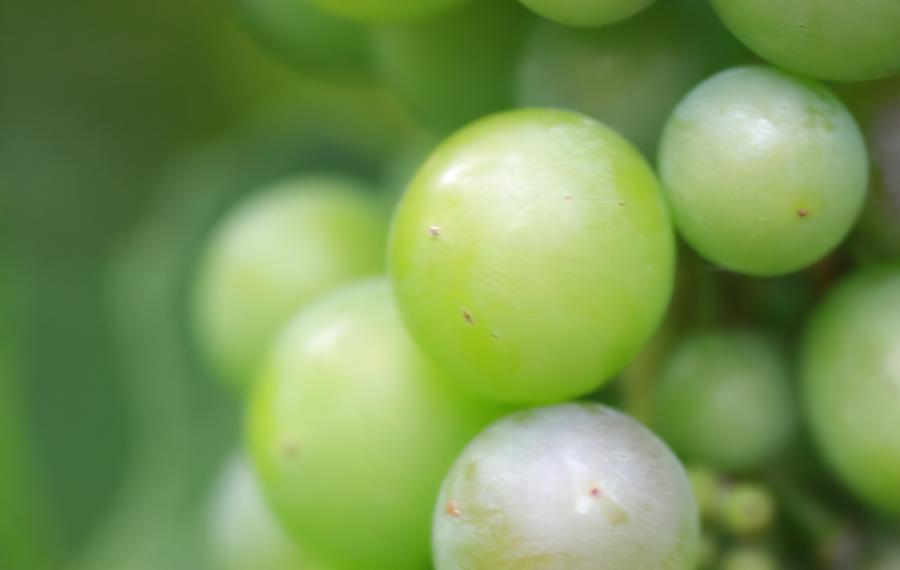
[462,308,475,325]
[446,500,461,517]
[618,202,625,207]
[564,195,573,200]
[490,332,499,339]
[590,487,602,498]
[797,209,810,218]
[283,441,299,458]
[428,225,441,237]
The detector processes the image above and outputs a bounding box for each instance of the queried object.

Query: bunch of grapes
[193,0,900,568]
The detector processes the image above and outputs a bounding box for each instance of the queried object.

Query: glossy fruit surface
[803,266,900,515]
[433,403,699,569]
[249,278,508,569]
[194,175,386,392]
[389,108,674,404]
[712,0,900,81]
[659,66,868,276]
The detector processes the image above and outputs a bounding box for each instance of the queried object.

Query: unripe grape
[373,0,529,133]
[712,0,900,81]
[249,278,508,569]
[803,266,900,515]
[308,0,472,23]
[659,66,868,276]
[518,2,744,152]
[389,108,674,404]
[720,547,778,570]
[654,330,795,471]
[719,484,776,537]
[208,453,322,570]
[193,175,386,392]
[233,0,370,79]
[433,403,699,569]
[519,0,655,28]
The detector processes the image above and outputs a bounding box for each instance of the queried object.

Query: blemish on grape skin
[797,208,810,218]
[428,225,441,238]
[282,441,299,458]
[446,500,462,517]
[490,332,500,340]
[462,308,475,325]
[590,487,602,498]
[564,195,573,200]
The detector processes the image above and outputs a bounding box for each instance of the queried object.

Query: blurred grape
[373,0,531,133]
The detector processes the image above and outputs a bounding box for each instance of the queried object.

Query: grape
[653,329,794,471]
[519,0,655,28]
[518,2,745,153]
[658,66,868,276]
[193,175,386,392]
[432,403,699,569]
[233,0,370,79]
[711,0,900,82]
[389,108,674,404]
[248,278,509,569]
[803,265,900,515]
[373,0,530,133]
[720,547,778,570]
[208,452,323,570]
[308,0,472,23]
[718,483,776,537]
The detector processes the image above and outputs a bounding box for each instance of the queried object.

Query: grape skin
[712,0,900,82]
[803,266,900,515]
[433,403,699,570]
[658,66,868,276]
[248,278,509,569]
[389,108,674,404]
[309,0,472,23]
[519,0,656,28]
[193,175,386,392]
[654,329,795,471]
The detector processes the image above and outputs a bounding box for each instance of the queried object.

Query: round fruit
[518,3,744,153]
[373,0,529,133]
[654,329,794,471]
[389,108,674,404]
[803,266,900,515]
[193,175,386,392]
[519,0,655,27]
[248,278,508,569]
[659,66,868,276]
[233,0,370,79]
[308,0,471,23]
[433,403,699,569]
[712,0,900,82]
[208,452,321,570]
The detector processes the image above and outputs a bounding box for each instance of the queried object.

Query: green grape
[208,452,323,570]
[308,0,472,23]
[194,174,386,392]
[519,0,655,27]
[658,66,868,276]
[711,0,900,82]
[373,0,530,133]
[803,266,900,515]
[389,108,674,404]
[518,2,745,153]
[233,0,370,79]
[248,278,508,569]
[720,547,778,570]
[687,466,721,520]
[654,329,795,471]
[719,483,776,537]
[433,403,699,569]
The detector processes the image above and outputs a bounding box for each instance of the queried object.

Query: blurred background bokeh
[2,0,898,569]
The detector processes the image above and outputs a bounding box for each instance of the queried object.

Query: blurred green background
[0,1,411,568]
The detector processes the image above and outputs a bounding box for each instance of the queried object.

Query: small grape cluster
[197,0,900,569]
